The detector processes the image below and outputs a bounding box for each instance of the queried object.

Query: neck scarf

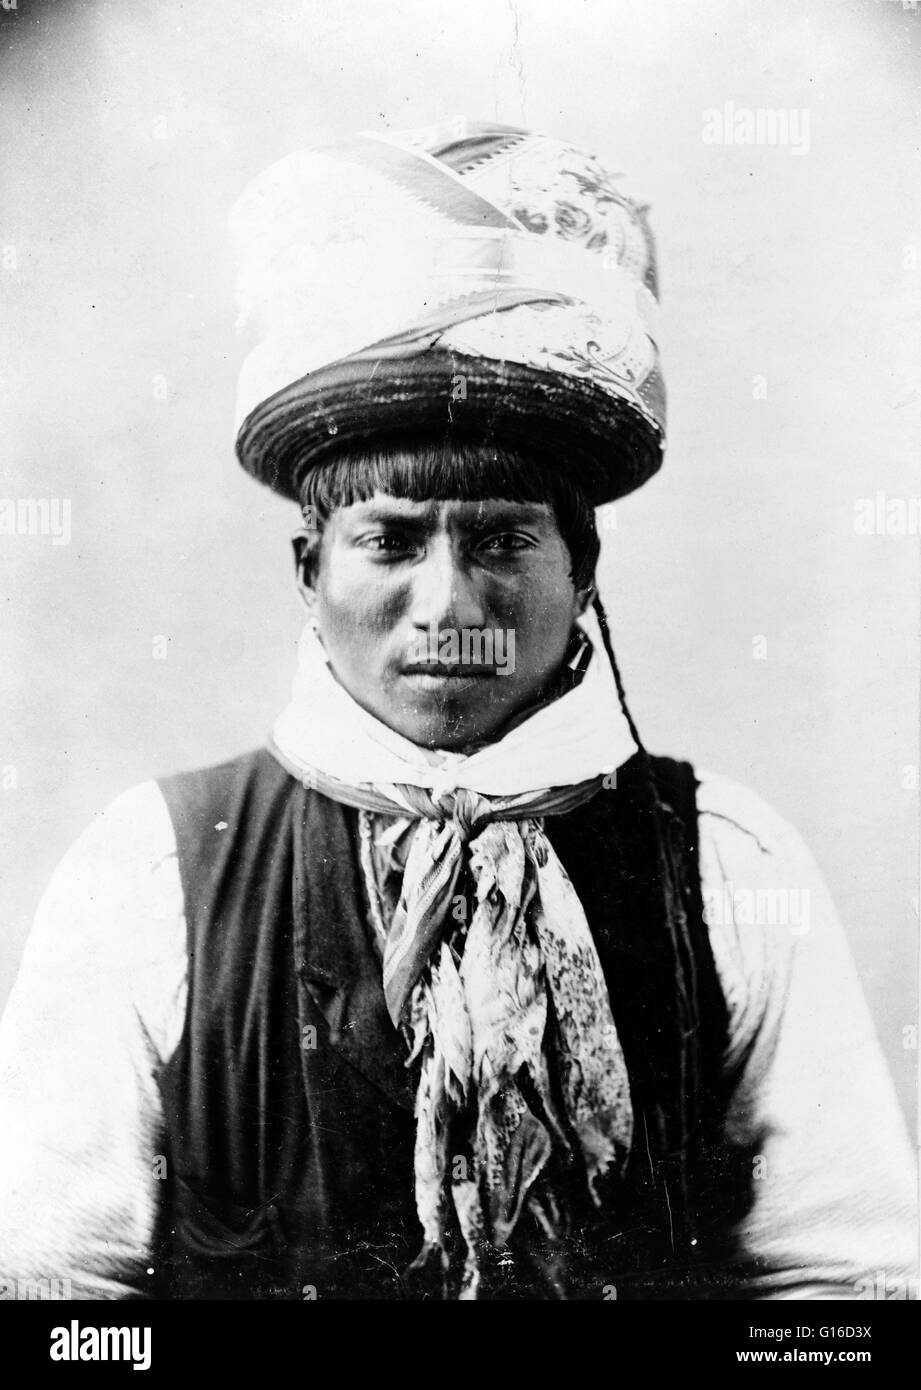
[271,610,638,1297]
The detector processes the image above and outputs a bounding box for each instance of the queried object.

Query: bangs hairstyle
[297,436,600,589]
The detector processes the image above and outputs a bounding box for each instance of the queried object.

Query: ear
[292,530,319,617]
[574,577,596,619]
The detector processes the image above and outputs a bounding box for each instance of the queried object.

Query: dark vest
[151,748,753,1300]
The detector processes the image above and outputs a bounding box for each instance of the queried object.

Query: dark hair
[296,435,600,589]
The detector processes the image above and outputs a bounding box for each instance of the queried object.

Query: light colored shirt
[0,766,916,1299]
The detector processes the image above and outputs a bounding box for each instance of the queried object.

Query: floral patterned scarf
[356,785,634,1299]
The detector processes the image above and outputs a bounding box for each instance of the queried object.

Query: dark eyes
[480,533,532,552]
[360,535,414,553]
[358,533,534,556]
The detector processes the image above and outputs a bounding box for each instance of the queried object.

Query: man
[0,121,914,1300]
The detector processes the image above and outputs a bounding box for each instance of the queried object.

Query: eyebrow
[464,505,551,531]
[346,503,552,531]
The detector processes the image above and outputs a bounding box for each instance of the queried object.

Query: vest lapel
[293,786,415,1112]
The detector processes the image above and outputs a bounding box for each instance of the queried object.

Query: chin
[382,686,523,751]
[399,722,475,752]
[391,709,502,752]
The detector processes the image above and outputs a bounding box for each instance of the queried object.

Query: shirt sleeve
[696,771,917,1300]
[0,782,187,1300]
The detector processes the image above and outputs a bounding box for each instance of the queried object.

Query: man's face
[297,492,591,751]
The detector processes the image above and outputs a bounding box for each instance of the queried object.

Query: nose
[407,536,488,634]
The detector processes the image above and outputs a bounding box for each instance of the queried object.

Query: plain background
[1,0,918,1130]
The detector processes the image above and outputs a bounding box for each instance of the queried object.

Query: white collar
[271,607,637,798]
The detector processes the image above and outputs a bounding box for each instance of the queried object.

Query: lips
[400,663,498,694]
[401,663,496,678]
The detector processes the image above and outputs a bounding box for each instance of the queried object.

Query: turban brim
[234,347,664,508]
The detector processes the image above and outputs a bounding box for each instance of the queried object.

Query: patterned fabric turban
[230,118,665,506]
